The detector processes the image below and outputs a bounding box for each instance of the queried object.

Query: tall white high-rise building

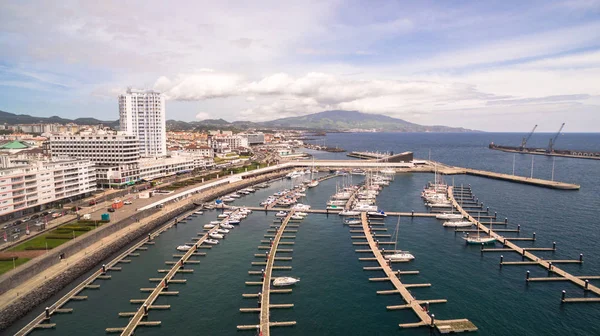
[118,88,167,157]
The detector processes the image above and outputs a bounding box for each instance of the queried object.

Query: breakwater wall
[0,170,289,332]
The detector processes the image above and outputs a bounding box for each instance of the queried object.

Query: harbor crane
[547,123,565,153]
[520,124,537,150]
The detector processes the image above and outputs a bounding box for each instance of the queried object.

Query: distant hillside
[263,110,474,132]
[1,109,476,132]
[0,110,119,127]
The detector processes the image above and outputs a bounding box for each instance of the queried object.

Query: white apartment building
[210,135,249,151]
[0,159,96,220]
[138,154,206,181]
[119,88,166,157]
[48,130,141,187]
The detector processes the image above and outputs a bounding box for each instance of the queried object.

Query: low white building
[0,158,96,220]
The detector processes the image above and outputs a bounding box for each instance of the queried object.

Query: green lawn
[9,223,97,252]
[0,258,31,275]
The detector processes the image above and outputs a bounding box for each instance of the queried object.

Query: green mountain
[1,109,475,132]
[0,110,119,127]
[261,110,474,132]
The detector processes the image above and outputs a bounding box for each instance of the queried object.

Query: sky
[0,0,599,132]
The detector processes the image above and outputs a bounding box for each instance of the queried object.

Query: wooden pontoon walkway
[116,210,240,336]
[448,187,600,301]
[359,213,477,333]
[237,211,296,335]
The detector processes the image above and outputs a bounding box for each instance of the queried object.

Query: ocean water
[9,133,600,336]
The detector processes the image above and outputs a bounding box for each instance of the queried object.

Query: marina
[4,133,600,336]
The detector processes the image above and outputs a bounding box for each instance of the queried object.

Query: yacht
[221,197,235,202]
[194,211,204,215]
[344,218,362,225]
[385,252,415,262]
[217,214,229,219]
[209,232,224,239]
[290,214,305,220]
[272,277,300,287]
[275,211,288,217]
[295,212,308,217]
[339,210,361,216]
[227,219,241,225]
[210,220,221,224]
[307,180,319,188]
[216,228,230,234]
[436,213,463,220]
[204,224,216,229]
[353,204,378,212]
[229,194,241,199]
[367,211,387,218]
[442,221,473,227]
[203,239,219,245]
[350,169,366,176]
[220,223,234,229]
[176,245,192,251]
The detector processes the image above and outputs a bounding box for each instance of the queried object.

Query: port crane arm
[520,124,537,149]
[547,123,565,153]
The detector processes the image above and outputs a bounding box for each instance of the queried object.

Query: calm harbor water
[9,133,600,335]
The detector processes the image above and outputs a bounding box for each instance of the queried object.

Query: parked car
[107,208,115,212]
[51,213,62,218]
[124,200,132,205]
[14,220,23,225]
[89,200,97,206]
[31,214,40,220]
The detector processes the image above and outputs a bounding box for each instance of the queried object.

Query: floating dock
[356,212,477,333]
[237,211,297,335]
[448,187,600,301]
[112,210,240,336]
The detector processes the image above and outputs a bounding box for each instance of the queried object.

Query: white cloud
[195,112,211,120]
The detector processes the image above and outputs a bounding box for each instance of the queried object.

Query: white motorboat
[221,197,235,202]
[203,239,219,245]
[380,168,395,175]
[436,213,463,220]
[354,204,378,212]
[275,211,288,217]
[194,211,204,215]
[204,224,216,229]
[176,245,192,251]
[216,228,230,234]
[427,203,452,208]
[344,218,361,225]
[240,208,252,213]
[228,219,241,225]
[229,194,241,198]
[290,215,304,220]
[293,203,311,211]
[385,252,415,262]
[209,232,224,239]
[339,210,361,216]
[217,214,229,219]
[367,211,387,218]
[210,220,221,224]
[272,277,300,287]
[442,221,473,227]
[295,212,308,217]
[220,223,234,229]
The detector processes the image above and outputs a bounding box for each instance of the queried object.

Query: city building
[240,133,265,145]
[118,88,167,157]
[210,134,249,151]
[0,158,96,221]
[48,129,141,187]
